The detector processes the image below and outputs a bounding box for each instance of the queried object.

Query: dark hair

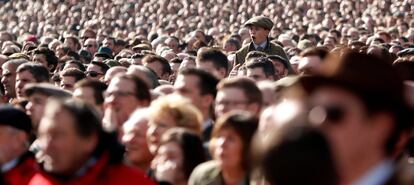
[75,79,107,105]
[196,48,229,72]
[300,47,329,60]
[217,77,263,107]
[179,68,219,97]
[212,111,258,170]
[90,61,110,74]
[33,47,59,71]
[64,36,81,51]
[117,74,151,104]
[60,68,86,82]
[16,63,50,82]
[261,124,338,185]
[244,57,276,80]
[142,55,172,76]
[160,128,206,179]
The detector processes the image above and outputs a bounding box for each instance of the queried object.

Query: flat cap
[0,105,32,134]
[244,16,274,30]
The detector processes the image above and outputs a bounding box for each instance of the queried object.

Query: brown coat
[234,40,288,65]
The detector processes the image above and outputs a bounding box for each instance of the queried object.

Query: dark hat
[268,55,289,69]
[244,16,274,30]
[0,106,32,134]
[79,49,92,60]
[95,47,113,59]
[298,52,409,119]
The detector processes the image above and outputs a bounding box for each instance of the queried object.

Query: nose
[25,101,33,113]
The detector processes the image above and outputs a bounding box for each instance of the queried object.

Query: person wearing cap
[0,106,37,185]
[298,51,413,185]
[268,55,293,78]
[234,16,288,65]
[93,47,114,62]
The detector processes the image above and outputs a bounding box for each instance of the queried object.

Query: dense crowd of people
[0,0,414,184]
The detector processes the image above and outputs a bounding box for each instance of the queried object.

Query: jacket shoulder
[188,160,222,185]
[102,164,156,185]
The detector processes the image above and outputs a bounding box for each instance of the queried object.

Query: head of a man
[298,47,329,75]
[1,59,28,99]
[15,63,50,100]
[196,48,229,79]
[105,74,151,126]
[85,61,109,81]
[24,83,72,129]
[83,38,98,56]
[142,55,172,81]
[302,52,412,184]
[244,57,277,82]
[32,47,59,72]
[37,99,101,176]
[59,68,86,92]
[244,16,273,45]
[0,106,32,166]
[215,77,263,117]
[73,79,107,115]
[174,68,219,119]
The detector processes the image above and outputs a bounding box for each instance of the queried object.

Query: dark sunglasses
[83,44,96,48]
[308,105,346,125]
[85,71,104,77]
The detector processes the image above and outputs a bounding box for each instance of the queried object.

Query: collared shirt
[1,158,19,173]
[351,160,394,185]
[253,40,268,51]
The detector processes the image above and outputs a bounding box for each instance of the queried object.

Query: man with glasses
[215,77,262,118]
[85,61,109,81]
[83,38,98,56]
[103,74,151,132]
[300,52,412,185]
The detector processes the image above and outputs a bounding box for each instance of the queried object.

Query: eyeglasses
[83,44,96,48]
[308,104,346,125]
[104,91,135,98]
[85,71,104,77]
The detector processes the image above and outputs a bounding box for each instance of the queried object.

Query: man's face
[0,125,26,165]
[60,76,76,92]
[26,93,48,130]
[215,87,258,117]
[1,64,17,98]
[102,38,114,50]
[105,78,140,125]
[86,64,104,81]
[15,71,37,99]
[246,67,269,82]
[310,86,389,171]
[174,74,203,109]
[248,25,269,45]
[144,61,166,80]
[33,54,49,69]
[73,87,97,107]
[271,60,288,77]
[64,38,76,52]
[196,61,225,79]
[298,56,322,75]
[38,107,97,175]
[122,118,153,166]
[83,39,98,55]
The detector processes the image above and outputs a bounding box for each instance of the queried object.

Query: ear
[218,68,227,78]
[247,103,261,116]
[201,94,214,109]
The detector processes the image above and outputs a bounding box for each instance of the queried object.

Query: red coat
[2,153,38,185]
[29,152,155,185]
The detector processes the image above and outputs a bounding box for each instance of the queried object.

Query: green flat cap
[244,16,274,30]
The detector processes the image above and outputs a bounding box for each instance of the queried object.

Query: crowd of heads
[0,0,414,185]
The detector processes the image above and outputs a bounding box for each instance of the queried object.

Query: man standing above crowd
[235,16,288,65]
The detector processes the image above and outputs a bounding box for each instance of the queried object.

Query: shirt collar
[253,40,268,50]
[351,160,394,185]
[1,158,19,173]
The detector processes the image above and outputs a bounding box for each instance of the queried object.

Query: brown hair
[217,77,263,107]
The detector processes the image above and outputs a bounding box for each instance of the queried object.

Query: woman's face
[156,142,184,170]
[146,112,177,154]
[214,128,244,170]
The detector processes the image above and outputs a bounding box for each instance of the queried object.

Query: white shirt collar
[351,160,394,185]
[253,40,268,50]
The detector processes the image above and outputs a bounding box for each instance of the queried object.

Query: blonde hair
[149,95,202,133]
